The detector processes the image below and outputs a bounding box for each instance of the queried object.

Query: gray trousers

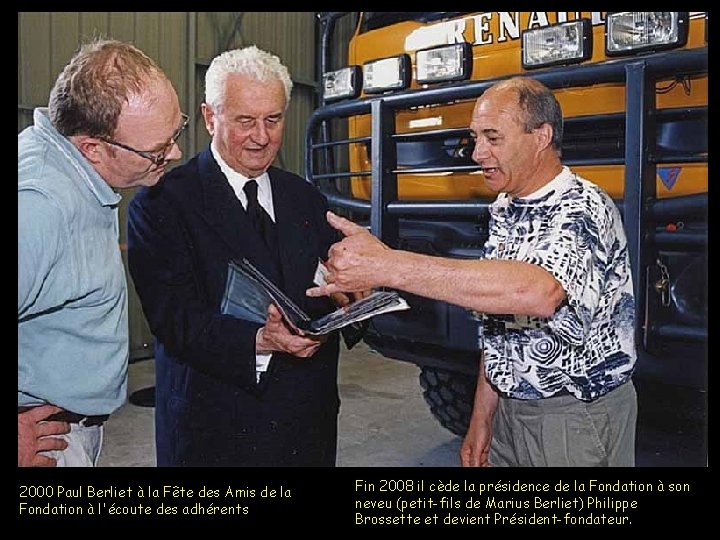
[489,380,637,467]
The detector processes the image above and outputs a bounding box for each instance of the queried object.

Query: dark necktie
[243,179,278,251]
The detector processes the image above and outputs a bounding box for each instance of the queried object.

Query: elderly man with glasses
[18,38,185,466]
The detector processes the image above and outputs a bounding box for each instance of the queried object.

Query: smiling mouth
[481,167,499,175]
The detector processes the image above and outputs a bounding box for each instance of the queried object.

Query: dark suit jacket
[127,148,340,467]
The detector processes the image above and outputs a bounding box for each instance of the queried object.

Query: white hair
[204,45,293,110]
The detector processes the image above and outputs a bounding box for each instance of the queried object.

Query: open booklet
[220,258,409,336]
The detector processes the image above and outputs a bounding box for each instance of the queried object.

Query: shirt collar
[210,143,272,201]
[34,108,121,208]
[493,166,575,213]
[210,143,273,217]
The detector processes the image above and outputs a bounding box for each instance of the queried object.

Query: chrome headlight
[322,66,361,102]
[606,12,688,55]
[522,19,592,69]
[363,54,411,94]
[416,43,472,84]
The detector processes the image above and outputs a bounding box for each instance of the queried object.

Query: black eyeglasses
[101,113,189,168]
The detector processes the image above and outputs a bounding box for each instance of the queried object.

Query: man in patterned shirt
[307,76,637,467]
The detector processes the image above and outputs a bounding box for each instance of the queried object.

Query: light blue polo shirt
[18,108,128,415]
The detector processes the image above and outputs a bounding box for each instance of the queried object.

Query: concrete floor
[97,342,462,467]
[97,341,707,468]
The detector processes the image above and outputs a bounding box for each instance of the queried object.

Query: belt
[18,407,109,427]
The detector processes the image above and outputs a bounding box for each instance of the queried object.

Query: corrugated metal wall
[18,12,319,359]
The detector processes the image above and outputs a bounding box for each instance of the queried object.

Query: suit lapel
[270,169,310,302]
[194,150,282,285]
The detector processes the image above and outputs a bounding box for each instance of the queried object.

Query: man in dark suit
[127,46,343,466]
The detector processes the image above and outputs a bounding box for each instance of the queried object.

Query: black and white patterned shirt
[480,167,636,401]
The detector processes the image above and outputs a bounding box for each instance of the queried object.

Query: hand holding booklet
[220,258,409,336]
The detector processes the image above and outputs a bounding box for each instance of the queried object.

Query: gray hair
[204,45,293,111]
[491,76,564,153]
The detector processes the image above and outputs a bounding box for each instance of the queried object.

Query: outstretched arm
[307,212,564,317]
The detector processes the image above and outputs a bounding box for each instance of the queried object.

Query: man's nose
[251,122,270,144]
[472,139,490,163]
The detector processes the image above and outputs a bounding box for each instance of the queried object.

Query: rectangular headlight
[606,12,688,55]
[416,43,472,84]
[363,54,411,94]
[522,19,592,69]
[322,66,361,102]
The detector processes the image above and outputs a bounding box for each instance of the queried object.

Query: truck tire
[419,367,476,437]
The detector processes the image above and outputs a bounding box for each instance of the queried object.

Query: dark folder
[220,258,409,337]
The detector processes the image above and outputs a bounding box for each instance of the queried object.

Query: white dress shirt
[211,144,273,381]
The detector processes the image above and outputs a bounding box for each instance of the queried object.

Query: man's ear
[200,103,215,137]
[71,135,104,165]
[535,123,554,152]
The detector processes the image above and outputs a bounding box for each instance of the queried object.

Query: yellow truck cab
[307,12,707,436]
